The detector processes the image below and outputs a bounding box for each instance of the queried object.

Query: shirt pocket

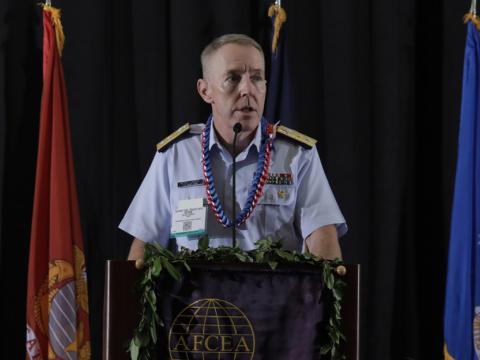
[258,185,295,206]
[256,185,296,242]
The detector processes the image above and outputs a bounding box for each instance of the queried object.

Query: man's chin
[234,113,261,128]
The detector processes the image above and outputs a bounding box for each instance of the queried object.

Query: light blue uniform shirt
[119,121,347,251]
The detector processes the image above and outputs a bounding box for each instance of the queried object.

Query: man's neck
[213,123,257,157]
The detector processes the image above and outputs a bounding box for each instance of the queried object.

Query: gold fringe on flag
[443,343,455,360]
[464,13,480,31]
[268,4,287,54]
[40,4,65,56]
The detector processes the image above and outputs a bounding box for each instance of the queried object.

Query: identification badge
[170,198,207,238]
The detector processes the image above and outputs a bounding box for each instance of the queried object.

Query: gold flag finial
[268,3,287,55]
[41,3,65,56]
[464,0,480,30]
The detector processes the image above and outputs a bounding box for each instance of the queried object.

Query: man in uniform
[120,34,347,260]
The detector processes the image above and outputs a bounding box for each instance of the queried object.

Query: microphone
[233,122,242,134]
[232,122,242,247]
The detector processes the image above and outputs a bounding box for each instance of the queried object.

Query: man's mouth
[237,106,255,113]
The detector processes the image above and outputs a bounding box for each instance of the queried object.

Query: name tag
[170,198,207,238]
[177,179,204,188]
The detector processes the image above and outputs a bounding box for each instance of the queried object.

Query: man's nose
[238,76,253,97]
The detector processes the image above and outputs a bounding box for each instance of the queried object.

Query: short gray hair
[200,34,264,76]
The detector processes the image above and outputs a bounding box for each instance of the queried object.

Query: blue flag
[444,20,480,360]
[265,2,294,127]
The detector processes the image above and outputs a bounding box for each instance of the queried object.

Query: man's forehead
[224,64,264,73]
[214,45,263,64]
[204,43,264,78]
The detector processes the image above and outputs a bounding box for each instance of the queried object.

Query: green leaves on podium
[321,261,347,359]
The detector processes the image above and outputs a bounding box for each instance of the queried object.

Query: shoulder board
[156,123,205,152]
[276,125,317,148]
[156,123,190,151]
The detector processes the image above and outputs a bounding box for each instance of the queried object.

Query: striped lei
[201,116,273,227]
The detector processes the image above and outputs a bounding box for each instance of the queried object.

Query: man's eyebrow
[224,69,241,75]
[224,67,264,75]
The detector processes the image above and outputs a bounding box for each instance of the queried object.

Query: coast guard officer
[120,34,347,260]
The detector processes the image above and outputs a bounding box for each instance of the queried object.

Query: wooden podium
[102,261,360,359]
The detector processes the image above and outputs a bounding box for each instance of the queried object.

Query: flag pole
[470,0,477,16]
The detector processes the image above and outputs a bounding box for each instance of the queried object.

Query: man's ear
[197,79,213,104]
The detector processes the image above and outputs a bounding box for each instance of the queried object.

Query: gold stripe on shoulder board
[156,123,190,151]
[276,125,317,148]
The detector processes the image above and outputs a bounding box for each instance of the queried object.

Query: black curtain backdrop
[0,0,467,359]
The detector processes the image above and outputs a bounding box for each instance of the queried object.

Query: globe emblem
[169,298,255,360]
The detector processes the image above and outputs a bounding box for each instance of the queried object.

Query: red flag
[26,6,91,359]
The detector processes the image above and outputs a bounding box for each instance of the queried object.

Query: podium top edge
[105,259,359,274]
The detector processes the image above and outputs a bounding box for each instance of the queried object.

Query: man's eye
[226,75,240,82]
[251,75,264,82]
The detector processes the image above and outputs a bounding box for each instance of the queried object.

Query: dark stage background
[0,0,468,358]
